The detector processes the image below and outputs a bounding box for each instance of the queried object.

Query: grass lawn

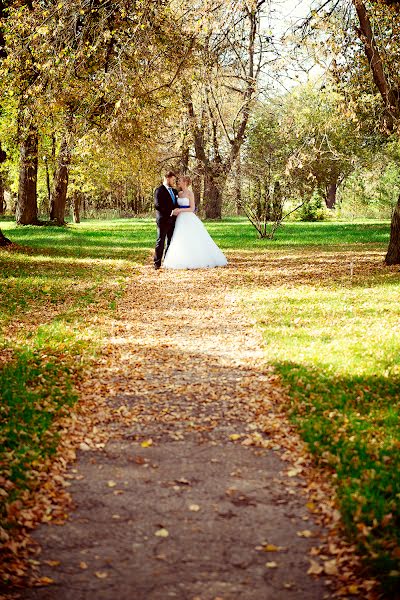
[1,217,399,593]
[231,219,400,594]
[0,218,154,531]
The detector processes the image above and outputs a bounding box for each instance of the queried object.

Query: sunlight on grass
[0,218,150,529]
[0,216,398,591]
[245,254,400,592]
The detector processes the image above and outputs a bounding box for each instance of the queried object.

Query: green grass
[237,222,400,594]
[0,219,154,531]
[1,217,399,593]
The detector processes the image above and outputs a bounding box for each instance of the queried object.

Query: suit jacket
[154,185,178,222]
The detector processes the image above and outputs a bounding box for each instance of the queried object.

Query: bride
[163,176,227,270]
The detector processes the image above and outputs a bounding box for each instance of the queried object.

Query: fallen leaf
[35,576,55,586]
[229,434,241,441]
[141,439,153,448]
[287,468,302,477]
[189,504,200,512]
[297,529,313,538]
[107,480,117,488]
[95,571,108,579]
[263,544,281,552]
[43,560,60,567]
[307,559,323,575]
[324,559,338,576]
[265,561,278,568]
[155,528,169,537]
[79,561,88,570]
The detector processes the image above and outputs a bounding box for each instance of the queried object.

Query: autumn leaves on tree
[0,0,266,226]
[1,1,400,260]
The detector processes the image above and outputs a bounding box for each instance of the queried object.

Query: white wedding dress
[163,198,228,270]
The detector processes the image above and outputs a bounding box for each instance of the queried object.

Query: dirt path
[21,260,333,600]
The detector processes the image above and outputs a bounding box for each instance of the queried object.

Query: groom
[154,170,179,269]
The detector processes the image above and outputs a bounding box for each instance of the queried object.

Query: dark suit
[154,184,178,268]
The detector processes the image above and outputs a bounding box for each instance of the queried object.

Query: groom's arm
[154,187,170,217]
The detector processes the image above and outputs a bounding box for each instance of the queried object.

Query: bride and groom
[153,171,227,270]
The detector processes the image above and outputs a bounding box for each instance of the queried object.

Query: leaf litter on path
[2,253,381,599]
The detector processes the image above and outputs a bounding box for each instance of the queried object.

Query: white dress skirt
[163,198,227,270]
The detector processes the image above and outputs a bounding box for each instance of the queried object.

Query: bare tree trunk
[272,181,283,220]
[0,228,11,246]
[43,156,51,214]
[0,142,6,215]
[50,137,70,225]
[179,127,190,174]
[0,176,4,215]
[264,180,271,221]
[326,181,337,209]
[16,125,38,225]
[185,7,260,218]
[255,178,262,220]
[353,0,399,127]
[72,191,81,223]
[204,170,225,219]
[385,194,400,265]
[234,156,242,215]
[192,168,202,215]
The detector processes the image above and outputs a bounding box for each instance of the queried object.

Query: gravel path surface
[21,263,331,600]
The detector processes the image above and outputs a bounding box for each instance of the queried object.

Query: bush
[298,192,327,221]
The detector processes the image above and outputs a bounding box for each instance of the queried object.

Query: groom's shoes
[154,264,161,270]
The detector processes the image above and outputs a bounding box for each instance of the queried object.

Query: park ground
[0,218,399,599]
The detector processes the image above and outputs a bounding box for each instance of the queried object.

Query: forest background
[1,0,400,249]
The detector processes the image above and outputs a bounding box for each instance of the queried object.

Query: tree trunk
[179,138,190,174]
[255,178,262,220]
[204,171,224,219]
[0,142,6,214]
[50,137,70,225]
[0,228,11,246]
[326,181,337,209]
[353,0,399,127]
[234,156,242,215]
[16,125,38,225]
[384,194,400,265]
[264,180,271,221]
[272,181,283,220]
[192,162,202,211]
[72,191,81,223]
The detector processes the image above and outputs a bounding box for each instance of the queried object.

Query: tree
[0,142,6,214]
[300,0,400,261]
[352,0,400,130]
[0,229,11,246]
[384,194,400,264]
[350,0,400,262]
[3,1,41,225]
[185,2,267,218]
[0,0,13,241]
[2,0,200,225]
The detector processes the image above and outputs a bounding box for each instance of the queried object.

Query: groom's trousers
[154,217,176,268]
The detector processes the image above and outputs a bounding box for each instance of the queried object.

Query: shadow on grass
[1,221,155,261]
[274,360,400,595]
[0,218,391,259]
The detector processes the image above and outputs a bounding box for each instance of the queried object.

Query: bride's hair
[180,175,191,186]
